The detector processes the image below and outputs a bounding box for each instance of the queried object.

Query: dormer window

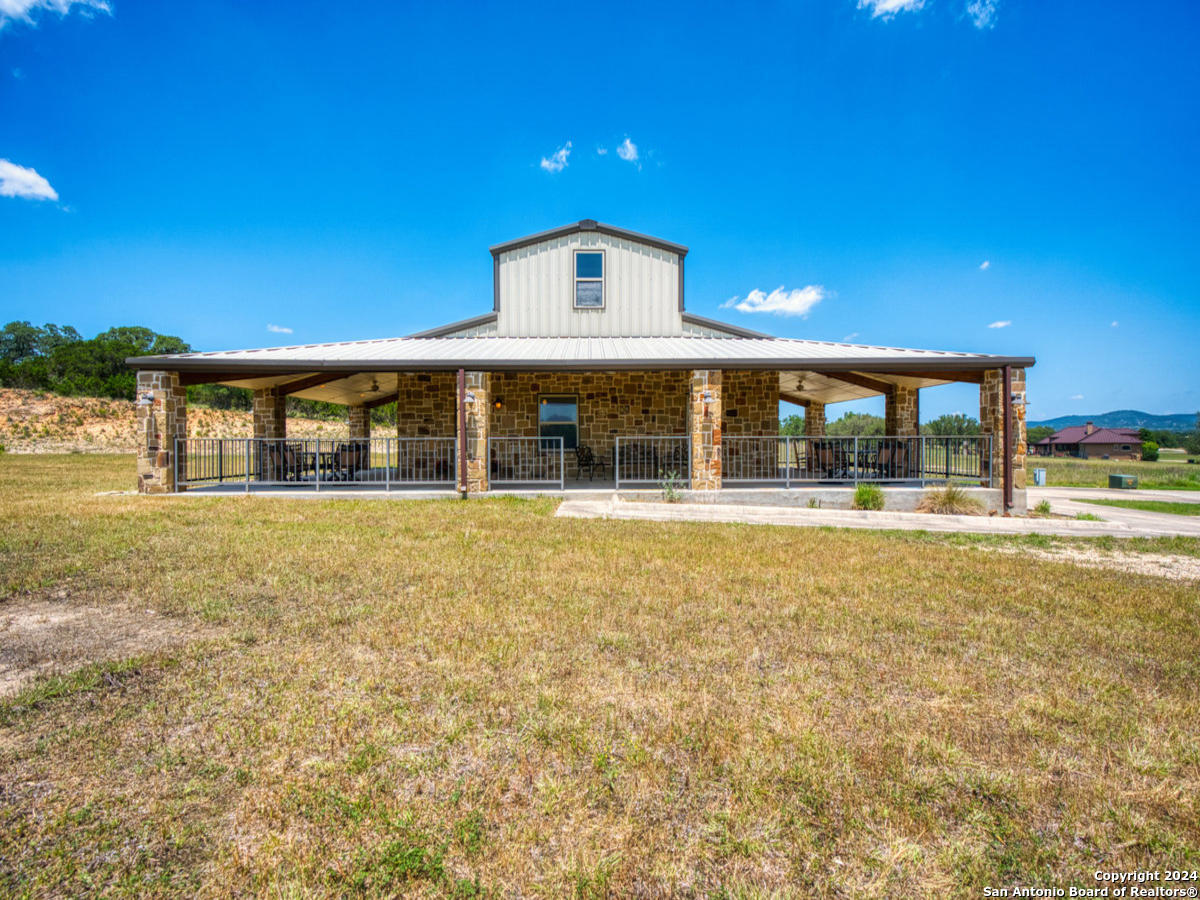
[574,250,604,309]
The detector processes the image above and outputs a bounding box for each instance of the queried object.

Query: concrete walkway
[1027,487,1200,537]
[557,492,1200,538]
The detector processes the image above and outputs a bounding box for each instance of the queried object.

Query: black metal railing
[614,436,691,488]
[723,435,992,486]
[487,436,565,488]
[176,438,456,490]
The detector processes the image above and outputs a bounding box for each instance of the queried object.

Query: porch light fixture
[465,391,477,403]
[137,393,153,406]
[493,397,503,410]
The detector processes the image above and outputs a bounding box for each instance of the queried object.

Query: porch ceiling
[779,370,952,406]
[220,371,402,407]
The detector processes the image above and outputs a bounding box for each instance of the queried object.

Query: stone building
[128,220,1034,510]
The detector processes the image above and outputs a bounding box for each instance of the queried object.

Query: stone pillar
[348,405,370,439]
[252,385,287,439]
[804,401,826,436]
[1010,367,1027,491]
[980,368,1027,504]
[136,370,187,494]
[457,371,489,493]
[689,369,722,490]
[885,385,919,435]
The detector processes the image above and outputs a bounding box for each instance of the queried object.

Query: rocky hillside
[0,389,348,454]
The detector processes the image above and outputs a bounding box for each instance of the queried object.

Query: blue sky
[2,0,1197,421]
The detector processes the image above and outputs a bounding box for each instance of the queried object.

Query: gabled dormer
[490,219,687,337]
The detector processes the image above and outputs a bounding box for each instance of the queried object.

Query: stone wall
[348,405,370,439]
[136,370,187,494]
[458,371,489,492]
[689,370,722,489]
[487,370,691,466]
[722,370,779,436]
[252,386,286,439]
[805,402,826,436]
[394,372,457,437]
[885,384,919,435]
[980,367,1027,500]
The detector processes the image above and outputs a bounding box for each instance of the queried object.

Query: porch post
[689,369,722,490]
[252,385,287,439]
[979,368,1026,510]
[457,370,490,493]
[136,369,187,494]
[884,385,919,435]
[804,401,826,436]
[348,405,370,439]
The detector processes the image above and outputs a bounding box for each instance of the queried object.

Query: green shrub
[852,483,884,511]
[1142,441,1159,461]
[916,483,985,515]
[658,470,683,503]
[1033,499,1052,516]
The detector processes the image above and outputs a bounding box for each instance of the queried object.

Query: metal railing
[722,435,991,486]
[614,436,691,489]
[487,436,565,488]
[175,437,456,490]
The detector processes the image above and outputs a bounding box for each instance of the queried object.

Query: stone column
[885,385,919,435]
[981,368,1027,504]
[348,405,370,439]
[1010,367,1027,491]
[252,385,287,439]
[804,401,826,436]
[136,370,187,494]
[689,369,722,490]
[457,371,490,493]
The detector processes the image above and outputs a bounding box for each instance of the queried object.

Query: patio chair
[574,445,608,481]
[261,440,297,481]
[332,441,369,481]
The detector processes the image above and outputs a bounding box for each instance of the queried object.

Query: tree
[827,412,884,436]
[1142,441,1159,462]
[1027,425,1054,446]
[779,414,806,436]
[921,413,981,436]
[0,321,44,363]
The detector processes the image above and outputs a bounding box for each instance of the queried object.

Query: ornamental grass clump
[851,482,884,510]
[916,483,985,515]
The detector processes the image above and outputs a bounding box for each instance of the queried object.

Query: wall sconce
[137,393,154,406]
[493,397,504,410]
[702,390,714,403]
[1011,391,1026,409]
[465,391,477,403]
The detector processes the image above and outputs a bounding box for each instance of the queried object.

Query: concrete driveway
[1028,487,1200,537]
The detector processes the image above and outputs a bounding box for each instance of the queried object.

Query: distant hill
[1029,410,1197,431]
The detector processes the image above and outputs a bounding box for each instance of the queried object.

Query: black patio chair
[574,445,608,481]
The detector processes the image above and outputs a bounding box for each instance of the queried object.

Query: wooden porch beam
[887,369,984,385]
[779,391,809,408]
[362,391,399,411]
[811,370,894,395]
[277,373,347,395]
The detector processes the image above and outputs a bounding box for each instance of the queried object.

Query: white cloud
[1069,394,1084,401]
[1110,320,1118,328]
[965,0,998,29]
[0,0,110,30]
[979,260,990,270]
[266,324,293,334]
[0,158,58,200]
[616,137,639,168]
[539,141,571,173]
[987,320,1011,329]
[857,0,926,20]
[842,332,860,342]
[721,285,828,318]
[596,146,607,156]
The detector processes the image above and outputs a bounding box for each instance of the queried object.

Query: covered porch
[134,358,1029,511]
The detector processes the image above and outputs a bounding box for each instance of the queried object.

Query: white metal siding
[495,233,682,337]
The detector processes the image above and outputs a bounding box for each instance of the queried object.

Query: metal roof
[489,219,689,258]
[129,334,1033,374]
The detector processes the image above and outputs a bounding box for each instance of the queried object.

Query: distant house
[1033,422,1140,459]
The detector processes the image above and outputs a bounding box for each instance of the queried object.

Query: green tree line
[0,321,396,424]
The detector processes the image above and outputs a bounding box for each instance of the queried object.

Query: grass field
[1078,498,1200,517]
[2,454,1198,897]
[1030,454,1200,490]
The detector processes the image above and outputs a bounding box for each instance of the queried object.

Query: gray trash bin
[1032,467,1046,487]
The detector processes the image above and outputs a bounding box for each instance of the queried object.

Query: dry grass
[1031,455,1200,491]
[1,454,1199,897]
[916,484,987,516]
